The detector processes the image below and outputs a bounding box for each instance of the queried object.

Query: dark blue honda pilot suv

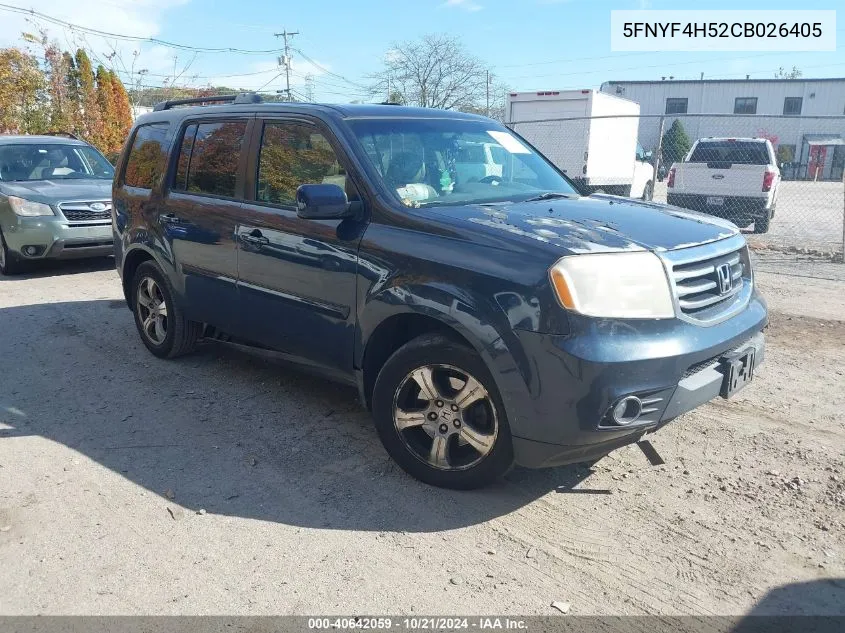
[112,94,766,489]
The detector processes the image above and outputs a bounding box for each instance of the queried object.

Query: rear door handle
[159,213,180,224]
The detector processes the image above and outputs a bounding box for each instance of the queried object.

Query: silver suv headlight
[549,252,674,319]
[8,196,54,217]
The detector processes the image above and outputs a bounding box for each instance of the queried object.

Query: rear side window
[173,120,247,198]
[688,141,770,165]
[123,122,170,188]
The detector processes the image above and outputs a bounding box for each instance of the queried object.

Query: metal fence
[507,113,845,265]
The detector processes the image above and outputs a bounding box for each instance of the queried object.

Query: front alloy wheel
[393,364,498,471]
[372,333,514,489]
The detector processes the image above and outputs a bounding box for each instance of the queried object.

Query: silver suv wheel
[392,364,498,471]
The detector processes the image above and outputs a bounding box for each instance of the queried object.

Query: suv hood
[422,194,739,256]
[0,179,112,205]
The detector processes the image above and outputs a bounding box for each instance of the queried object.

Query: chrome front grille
[662,234,752,325]
[58,200,112,224]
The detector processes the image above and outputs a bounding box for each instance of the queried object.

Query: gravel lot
[653,180,845,253]
[1,254,843,616]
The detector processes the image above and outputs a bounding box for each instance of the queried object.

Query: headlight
[549,252,674,319]
[8,196,54,217]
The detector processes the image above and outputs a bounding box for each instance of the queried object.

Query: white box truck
[505,90,654,199]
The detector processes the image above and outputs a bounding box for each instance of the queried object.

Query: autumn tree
[44,42,74,132]
[108,69,133,151]
[75,49,104,148]
[0,47,46,133]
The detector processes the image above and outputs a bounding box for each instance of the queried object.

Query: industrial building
[600,78,845,181]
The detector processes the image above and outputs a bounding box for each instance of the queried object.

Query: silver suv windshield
[0,143,114,182]
[348,118,577,208]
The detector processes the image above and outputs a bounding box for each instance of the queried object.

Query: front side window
[124,123,169,188]
[347,118,577,208]
[175,120,247,198]
[665,98,688,114]
[783,97,802,115]
[257,122,348,206]
[0,143,114,183]
[734,97,758,114]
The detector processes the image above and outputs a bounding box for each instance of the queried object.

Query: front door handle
[241,229,269,246]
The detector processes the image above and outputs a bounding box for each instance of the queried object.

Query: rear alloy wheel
[131,260,201,358]
[372,333,514,489]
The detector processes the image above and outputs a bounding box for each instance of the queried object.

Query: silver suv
[0,134,115,275]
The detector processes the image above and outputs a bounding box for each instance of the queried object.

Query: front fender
[356,282,537,438]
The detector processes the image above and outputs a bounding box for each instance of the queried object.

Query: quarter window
[257,122,351,205]
[734,97,758,114]
[123,122,169,188]
[173,120,247,198]
[665,98,688,114]
[783,97,802,115]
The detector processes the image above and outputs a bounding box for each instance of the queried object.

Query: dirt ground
[0,252,843,616]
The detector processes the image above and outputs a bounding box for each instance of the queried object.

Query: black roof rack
[153,92,262,112]
[44,131,79,140]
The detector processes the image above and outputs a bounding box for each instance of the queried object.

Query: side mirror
[644,150,653,160]
[296,184,353,220]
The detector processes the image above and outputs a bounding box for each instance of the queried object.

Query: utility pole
[273,29,299,102]
[486,70,491,117]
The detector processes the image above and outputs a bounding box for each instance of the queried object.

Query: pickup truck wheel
[131,261,201,358]
[372,333,514,489]
[753,211,771,234]
[641,181,653,201]
[0,230,25,276]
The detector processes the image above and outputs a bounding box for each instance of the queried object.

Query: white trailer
[506,89,654,199]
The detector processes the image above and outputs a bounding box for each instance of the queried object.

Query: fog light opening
[612,396,643,426]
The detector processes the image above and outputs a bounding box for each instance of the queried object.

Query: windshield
[0,143,114,182]
[688,141,770,165]
[348,118,577,208]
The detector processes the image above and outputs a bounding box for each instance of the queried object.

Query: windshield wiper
[523,192,579,202]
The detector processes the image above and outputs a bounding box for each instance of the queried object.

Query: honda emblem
[716,263,733,295]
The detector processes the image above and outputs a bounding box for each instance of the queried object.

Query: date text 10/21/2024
[307,617,529,630]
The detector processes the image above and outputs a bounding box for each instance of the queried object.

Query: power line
[292,47,369,90]
[0,3,285,54]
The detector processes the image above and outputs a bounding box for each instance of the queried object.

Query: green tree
[62,51,83,136]
[774,66,802,79]
[44,42,73,132]
[661,119,692,165]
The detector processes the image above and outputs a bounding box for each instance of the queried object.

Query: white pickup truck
[666,137,780,233]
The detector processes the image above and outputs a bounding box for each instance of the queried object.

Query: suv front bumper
[502,292,768,468]
[2,217,114,260]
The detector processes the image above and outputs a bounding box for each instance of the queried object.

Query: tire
[641,180,653,201]
[131,260,201,358]
[0,229,25,275]
[753,210,771,234]
[371,333,514,489]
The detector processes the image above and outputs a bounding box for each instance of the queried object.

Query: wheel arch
[356,283,531,423]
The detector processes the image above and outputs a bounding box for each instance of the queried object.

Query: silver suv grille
[661,234,752,325]
[58,200,112,224]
